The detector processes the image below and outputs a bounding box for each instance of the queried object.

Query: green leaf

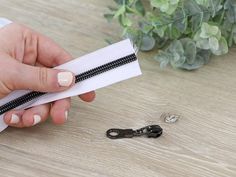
[151,0,179,15]
[139,22,153,34]
[180,55,204,70]
[196,38,210,49]
[170,55,186,68]
[224,0,236,23]
[167,25,181,39]
[173,9,188,33]
[153,26,167,37]
[125,28,143,46]
[181,38,197,64]
[170,0,179,4]
[154,35,169,48]
[160,59,170,69]
[200,23,219,38]
[155,51,171,69]
[184,0,207,31]
[197,49,211,64]
[190,12,204,32]
[168,40,184,56]
[195,0,210,7]
[207,0,223,17]
[140,35,156,51]
[166,40,186,68]
[135,0,145,16]
[184,0,202,14]
[212,37,228,55]
[151,0,167,9]
[125,6,137,14]
[114,5,126,18]
[209,36,219,51]
[122,15,132,27]
[165,3,178,15]
[104,14,114,22]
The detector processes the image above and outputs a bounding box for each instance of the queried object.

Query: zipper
[0,53,137,115]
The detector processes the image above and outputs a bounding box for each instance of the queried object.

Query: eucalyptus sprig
[105,0,236,70]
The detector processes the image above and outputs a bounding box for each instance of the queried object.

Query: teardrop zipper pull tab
[106,128,135,139]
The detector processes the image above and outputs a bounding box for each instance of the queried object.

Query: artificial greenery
[104,0,236,70]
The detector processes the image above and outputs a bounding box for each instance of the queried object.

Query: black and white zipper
[0,53,137,115]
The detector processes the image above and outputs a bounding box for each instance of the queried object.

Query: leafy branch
[105,0,236,70]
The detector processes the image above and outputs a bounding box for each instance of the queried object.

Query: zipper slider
[106,125,163,139]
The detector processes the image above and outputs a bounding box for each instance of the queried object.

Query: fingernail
[33,115,41,125]
[57,72,73,87]
[10,114,20,124]
[65,111,68,121]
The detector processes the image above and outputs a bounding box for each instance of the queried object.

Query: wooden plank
[0,0,235,176]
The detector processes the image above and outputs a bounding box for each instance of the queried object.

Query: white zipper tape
[0,39,142,131]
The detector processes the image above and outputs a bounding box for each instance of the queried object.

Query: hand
[0,23,95,128]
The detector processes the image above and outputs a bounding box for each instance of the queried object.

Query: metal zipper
[0,53,137,115]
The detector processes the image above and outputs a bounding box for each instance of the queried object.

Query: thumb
[8,62,75,92]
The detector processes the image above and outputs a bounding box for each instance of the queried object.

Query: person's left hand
[0,23,95,128]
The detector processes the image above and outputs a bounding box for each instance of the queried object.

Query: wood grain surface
[0,0,235,177]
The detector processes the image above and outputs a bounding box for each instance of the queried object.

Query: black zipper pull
[106,125,163,139]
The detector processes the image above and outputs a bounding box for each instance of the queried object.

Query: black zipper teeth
[0,53,137,115]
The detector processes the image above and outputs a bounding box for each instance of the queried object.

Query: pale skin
[0,23,95,128]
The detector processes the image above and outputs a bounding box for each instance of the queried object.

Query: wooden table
[0,1,235,177]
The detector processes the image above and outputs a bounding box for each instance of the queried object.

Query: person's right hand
[0,22,95,128]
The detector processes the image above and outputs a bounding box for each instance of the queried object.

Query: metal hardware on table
[106,125,163,139]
